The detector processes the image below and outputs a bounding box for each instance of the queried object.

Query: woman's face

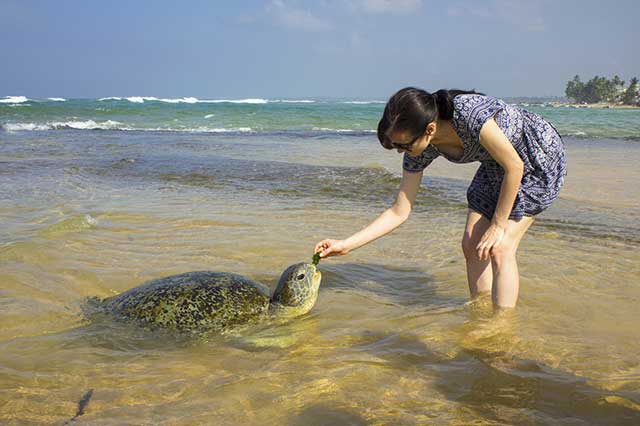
[388,122,436,157]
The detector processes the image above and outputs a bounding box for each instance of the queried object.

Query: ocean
[1,95,639,425]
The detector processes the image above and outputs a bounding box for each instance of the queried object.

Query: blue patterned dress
[403,94,567,220]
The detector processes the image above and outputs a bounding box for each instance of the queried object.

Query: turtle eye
[296,273,306,280]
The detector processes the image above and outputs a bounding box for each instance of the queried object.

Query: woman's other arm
[475,118,525,260]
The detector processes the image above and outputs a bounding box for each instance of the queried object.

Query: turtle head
[270,263,322,318]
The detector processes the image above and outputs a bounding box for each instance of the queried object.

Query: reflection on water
[1,130,639,425]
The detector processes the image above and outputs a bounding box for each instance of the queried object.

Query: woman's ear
[425,122,437,136]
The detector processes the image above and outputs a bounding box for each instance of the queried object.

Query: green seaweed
[312,252,321,266]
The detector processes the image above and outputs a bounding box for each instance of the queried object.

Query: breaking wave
[1,121,255,133]
[1,122,378,136]
[98,96,200,104]
[2,120,124,131]
[94,97,320,104]
[0,96,29,104]
[97,97,271,104]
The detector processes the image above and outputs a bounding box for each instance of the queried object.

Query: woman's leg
[462,210,535,307]
[461,210,493,298]
[490,216,534,308]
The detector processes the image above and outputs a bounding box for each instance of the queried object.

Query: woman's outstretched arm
[314,168,423,258]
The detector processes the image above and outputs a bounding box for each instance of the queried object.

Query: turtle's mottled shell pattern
[102,271,271,332]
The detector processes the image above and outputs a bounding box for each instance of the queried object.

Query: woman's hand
[314,239,350,259]
[476,222,506,261]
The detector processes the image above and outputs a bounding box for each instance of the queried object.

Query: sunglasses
[388,134,421,150]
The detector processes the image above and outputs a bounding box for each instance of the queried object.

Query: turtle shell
[102,271,271,333]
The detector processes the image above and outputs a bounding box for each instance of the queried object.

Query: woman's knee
[491,240,517,265]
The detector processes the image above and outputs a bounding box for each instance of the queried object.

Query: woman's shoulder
[453,93,504,108]
[452,94,509,142]
[453,94,507,119]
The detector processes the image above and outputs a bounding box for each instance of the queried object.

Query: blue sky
[1,0,638,99]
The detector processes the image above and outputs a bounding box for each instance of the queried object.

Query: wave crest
[97,96,270,104]
[1,122,377,136]
[1,121,255,133]
[3,120,123,131]
[0,96,29,104]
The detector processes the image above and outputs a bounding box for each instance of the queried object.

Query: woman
[314,87,566,308]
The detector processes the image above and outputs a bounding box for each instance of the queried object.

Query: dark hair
[377,87,483,150]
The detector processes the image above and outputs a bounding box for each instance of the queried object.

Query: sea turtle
[89,262,321,334]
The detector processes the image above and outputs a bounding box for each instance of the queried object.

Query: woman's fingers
[484,240,494,260]
[314,239,348,258]
[476,232,489,260]
[314,239,335,257]
[477,229,494,261]
[478,241,488,261]
[319,244,331,257]
[475,226,505,260]
[479,240,492,261]
[315,239,331,254]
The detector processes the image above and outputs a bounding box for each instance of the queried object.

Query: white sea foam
[126,126,254,133]
[2,120,373,135]
[3,120,123,132]
[47,98,67,102]
[2,120,375,135]
[95,97,290,104]
[0,96,29,104]
[98,96,211,104]
[3,123,49,131]
[99,96,163,103]
[214,127,252,132]
[151,98,268,104]
[158,97,199,104]
[204,114,215,118]
[98,96,155,103]
[126,97,150,103]
[1,121,254,133]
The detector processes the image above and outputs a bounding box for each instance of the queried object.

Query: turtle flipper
[229,321,307,350]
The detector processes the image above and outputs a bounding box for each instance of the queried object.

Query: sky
[1,0,639,99]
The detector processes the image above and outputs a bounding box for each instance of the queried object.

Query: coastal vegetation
[565,75,639,105]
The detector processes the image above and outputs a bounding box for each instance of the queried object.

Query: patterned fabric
[403,94,567,220]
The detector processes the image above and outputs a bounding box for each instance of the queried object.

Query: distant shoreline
[548,102,640,109]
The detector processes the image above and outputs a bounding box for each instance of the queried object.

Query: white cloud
[267,1,333,32]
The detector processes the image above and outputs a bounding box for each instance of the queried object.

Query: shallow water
[1,129,639,425]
